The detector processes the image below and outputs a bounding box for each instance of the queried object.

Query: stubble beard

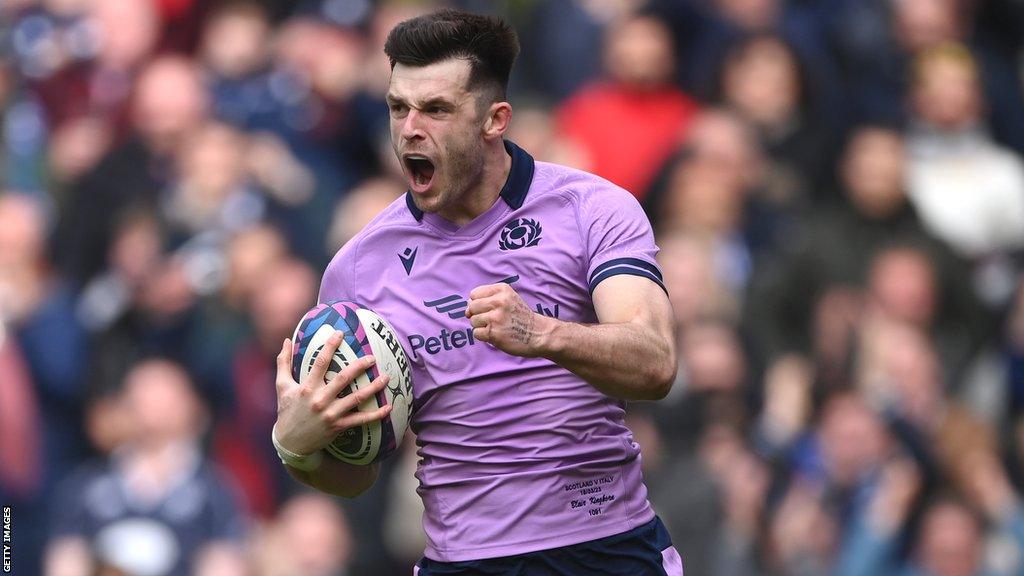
[419,139,484,218]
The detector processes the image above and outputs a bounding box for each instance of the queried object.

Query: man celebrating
[272,9,681,574]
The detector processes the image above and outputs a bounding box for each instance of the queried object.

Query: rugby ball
[291,301,414,465]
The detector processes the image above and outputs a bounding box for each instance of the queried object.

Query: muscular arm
[467,274,677,401]
[541,275,677,400]
[284,458,380,499]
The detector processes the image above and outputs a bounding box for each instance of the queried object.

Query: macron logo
[398,247,418,275]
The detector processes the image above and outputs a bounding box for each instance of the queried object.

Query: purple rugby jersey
[319,141,667,561]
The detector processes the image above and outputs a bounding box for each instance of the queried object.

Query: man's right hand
[273,331,393,457]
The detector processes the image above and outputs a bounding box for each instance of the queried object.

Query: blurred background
[2,0,1024,574]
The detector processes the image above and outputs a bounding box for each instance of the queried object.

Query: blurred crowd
[2,0,1024,575]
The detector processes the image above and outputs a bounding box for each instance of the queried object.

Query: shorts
[414,516,683,575]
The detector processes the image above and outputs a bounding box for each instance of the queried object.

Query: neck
[119,440,199,503]
[443,140,512,226]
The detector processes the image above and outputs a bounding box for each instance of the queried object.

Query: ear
[482,102,513,141]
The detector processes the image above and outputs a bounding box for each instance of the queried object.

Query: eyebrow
[386,94,457,110]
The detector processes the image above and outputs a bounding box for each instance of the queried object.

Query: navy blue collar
[405,140,535,221]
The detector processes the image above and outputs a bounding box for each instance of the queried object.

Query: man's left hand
[466,283,551,358]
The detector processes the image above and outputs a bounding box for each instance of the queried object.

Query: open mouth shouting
[403,154,436,193]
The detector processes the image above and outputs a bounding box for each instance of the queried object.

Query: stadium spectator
[187,224,289,413]
[556,11,698,199]
[647,424,769,576]
[521,0,636,100]
[714,33,834,205]
[645,109,762,227]
[199,1,276,128]
[79,207,200,394]
[833,457,924,576]
[862,247,977,381]
[55,55,210,286]
[838,490,1024,576]
[258,16,387,264]
[5,0,93,84]
[27,0,160,136]
[648,0,839,113]
[46,115,113,193]
[0,191,88,574]
[744,125,985,380]
[44,359,247,576]
[791,392,890,508]
[904,44,1024,310]
[163,121,266,249]
[905,44,1024,260]
[754,352,815,455]
[650,133,754,300]
[912,500,989,576]
[645,318,750,461]
[830,0,1024,153]
[768,478,840,576]
[646,106,812,261]
[769,392,891,575]
[853,320,1018,505]
[364,3,435,99]
[252,492,354,576]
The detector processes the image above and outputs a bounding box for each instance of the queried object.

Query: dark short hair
[383,8,520,100]
[713,32,815,115]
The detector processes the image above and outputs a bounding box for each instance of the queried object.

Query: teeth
[405,155,434,188]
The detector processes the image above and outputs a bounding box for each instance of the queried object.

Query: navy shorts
[414,516,684,575]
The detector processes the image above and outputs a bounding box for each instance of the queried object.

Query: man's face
[919,503,982,576]
[842,128,906,217]
[387,58,489,217]
[912,56,980,130]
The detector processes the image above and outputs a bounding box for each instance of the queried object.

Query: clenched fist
[465,283,554,358]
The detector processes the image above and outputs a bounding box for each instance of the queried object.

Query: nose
[400,109,426,142]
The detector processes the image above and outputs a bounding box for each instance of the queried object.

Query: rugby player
[272,9,681,574]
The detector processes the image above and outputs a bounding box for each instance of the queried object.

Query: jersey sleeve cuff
[588,257,667,295]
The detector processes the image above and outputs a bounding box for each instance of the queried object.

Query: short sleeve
[577,183,666,295]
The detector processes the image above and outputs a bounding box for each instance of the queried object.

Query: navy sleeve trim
[588,267,668,296]
[589,257,664,284]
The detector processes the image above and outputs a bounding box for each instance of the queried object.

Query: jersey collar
[405,139,535,221]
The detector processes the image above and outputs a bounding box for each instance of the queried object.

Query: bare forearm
[466,276,677,400]
[285,458,379,499]
[537,317,676,401]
